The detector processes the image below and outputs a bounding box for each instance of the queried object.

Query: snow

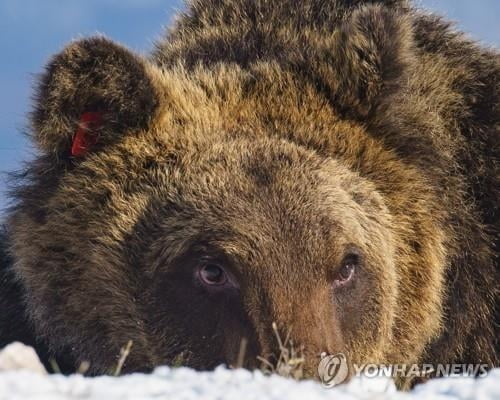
[1,366,499,400]
[0,343,498,400]
[0,343,47,375]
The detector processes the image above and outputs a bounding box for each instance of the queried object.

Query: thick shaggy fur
[1,0,498,385]
[0,228,33,350]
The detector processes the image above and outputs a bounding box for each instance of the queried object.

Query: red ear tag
[71,112,103,157]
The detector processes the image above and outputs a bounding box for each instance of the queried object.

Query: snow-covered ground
[0,343,498,400]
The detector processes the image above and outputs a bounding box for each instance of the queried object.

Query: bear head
[8,5,445,379]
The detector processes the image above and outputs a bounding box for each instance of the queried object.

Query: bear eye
[333,255,358,288]
[198,263,228,286]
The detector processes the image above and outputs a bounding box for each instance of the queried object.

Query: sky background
[1,0,499,214]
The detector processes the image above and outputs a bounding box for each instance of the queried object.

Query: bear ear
[324,4,414,119]
[32,36,159,159]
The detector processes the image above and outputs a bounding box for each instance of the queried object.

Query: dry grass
[71,324,305,379]
[113,340,133,376]
[77,360,90,375]
[257,322,305,380]
[171,351,188,368]
[234,337,248,369]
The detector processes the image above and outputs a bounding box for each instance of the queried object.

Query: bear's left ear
[33,37,159,159]
[315,4,414,119]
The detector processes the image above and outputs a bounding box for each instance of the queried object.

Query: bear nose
[254,286,345,378]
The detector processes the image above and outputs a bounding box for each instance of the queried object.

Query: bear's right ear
[32,37,159,159]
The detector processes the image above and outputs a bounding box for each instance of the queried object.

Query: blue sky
[1,0,499,213]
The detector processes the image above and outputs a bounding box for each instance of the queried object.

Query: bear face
[6,36,431,376]
[4,0,498,382]
[121,137,397,372]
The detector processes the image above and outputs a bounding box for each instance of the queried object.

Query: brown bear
[0,0,498,386]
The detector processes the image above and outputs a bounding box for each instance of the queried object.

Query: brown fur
[1,0,498,384]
